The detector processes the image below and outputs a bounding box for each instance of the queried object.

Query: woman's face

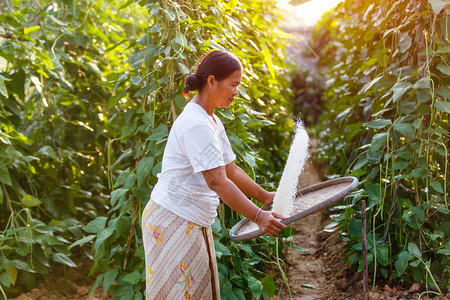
[211,69,242,108]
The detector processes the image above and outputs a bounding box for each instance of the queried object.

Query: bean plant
[0,0,296,298]
[312,0,449,294]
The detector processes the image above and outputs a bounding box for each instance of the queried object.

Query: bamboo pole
[362,199,369,297]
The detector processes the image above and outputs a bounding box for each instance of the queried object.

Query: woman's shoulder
[174,103,211,130]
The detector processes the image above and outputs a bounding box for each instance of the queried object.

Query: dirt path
[278,159,339,300]
[279,158,449,300]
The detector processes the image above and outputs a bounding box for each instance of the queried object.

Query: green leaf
[363,119,391,129]
[365,183,383,204]
[0,80,7,97]
[83,217,107,234]
[53,253,77,267]
[217,109,234,120]
[89,274,104,297]
[398,250,413,261]
[243,152,256,167]
[412,78,431,89]
[131,186,151,205]
[0,272,11,288]
[230,288,246,300]
[410,167,427,179]
[261,43,275,78]
[208,39,226,51]
[353,155,368,171]
[137,157,154,187]
[119,0,135,9]
[0,161,12,186]
[214,239,231,258]
[285,240,309,253]
[376,243,389,266]
[395,258,407,276]
[393,121,415,138]
[123,270,141,284]
[410,259,421,267]
[408,242,422,258]
[398,36,412,53]
[244,272,263,299]
[391,82,411,102]
[47,14,68,26]
[151,162,162,177]
[110,188,128,206]
[391,160,409,170]
[430,180,444,193]
[323,221,339,233]
[412,206,425,221]
[359,75,383,94]
[412,117,422,129]
[177,62,190,74]
[94,228,115,249]
[38,145,60,161]
[24,26,40,35]
[437,242,450,255]
[261,275,275,296]
[417,89,432,102]
[68,235,96,249]
[437,46,450,53]
[434,100,450,114]
[174,32,187,48]
[146,124,168,141]
[238,243,253,255]
[110,150,132,170]
[103,268,119,292]
[109,217,130,237]
[437,64,450,75]
[133,83,156,98]
[245,257,261,265]
[9,260,34,272]
[436,86,450,99]
[21,194,42,207]
[398,151,413,160]
[370,132,388,152]
[348,219,362,237]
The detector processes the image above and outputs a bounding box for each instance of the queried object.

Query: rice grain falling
[271,121,310,216]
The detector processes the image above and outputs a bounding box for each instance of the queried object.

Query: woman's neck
[191,93,215,116]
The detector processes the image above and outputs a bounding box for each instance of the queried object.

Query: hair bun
[184,74,199,92]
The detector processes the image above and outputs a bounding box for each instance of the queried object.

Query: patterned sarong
[142,200,220,300]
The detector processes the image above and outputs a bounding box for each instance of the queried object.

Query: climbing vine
[313,0,449,293]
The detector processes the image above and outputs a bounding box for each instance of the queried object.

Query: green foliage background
[3,0,448,298]
[0,0,293,298]
[311,0,449,293]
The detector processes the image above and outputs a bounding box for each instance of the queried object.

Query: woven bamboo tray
[229,177,359,242]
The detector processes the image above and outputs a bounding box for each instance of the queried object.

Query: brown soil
[9,248,112,300]
[278,159,449,300]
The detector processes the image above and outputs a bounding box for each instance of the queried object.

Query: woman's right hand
[255,210,287,236]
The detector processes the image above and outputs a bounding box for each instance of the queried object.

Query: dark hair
[182,50,242,99]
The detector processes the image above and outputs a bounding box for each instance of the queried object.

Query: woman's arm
[225,161,274,205]
[202,165,286,236]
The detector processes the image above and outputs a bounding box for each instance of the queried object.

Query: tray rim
[229,176,359,242]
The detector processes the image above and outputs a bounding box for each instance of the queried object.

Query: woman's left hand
[262,191,276,206]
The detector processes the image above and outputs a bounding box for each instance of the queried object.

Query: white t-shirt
[150,102,236,227]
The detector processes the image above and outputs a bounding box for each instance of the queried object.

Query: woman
[142,50,286,300]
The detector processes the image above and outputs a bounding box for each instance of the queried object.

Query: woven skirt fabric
[142,199,220,300]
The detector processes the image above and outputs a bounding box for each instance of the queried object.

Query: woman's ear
[206,75,216,88]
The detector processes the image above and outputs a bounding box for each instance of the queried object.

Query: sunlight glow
[277,0,344,27]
